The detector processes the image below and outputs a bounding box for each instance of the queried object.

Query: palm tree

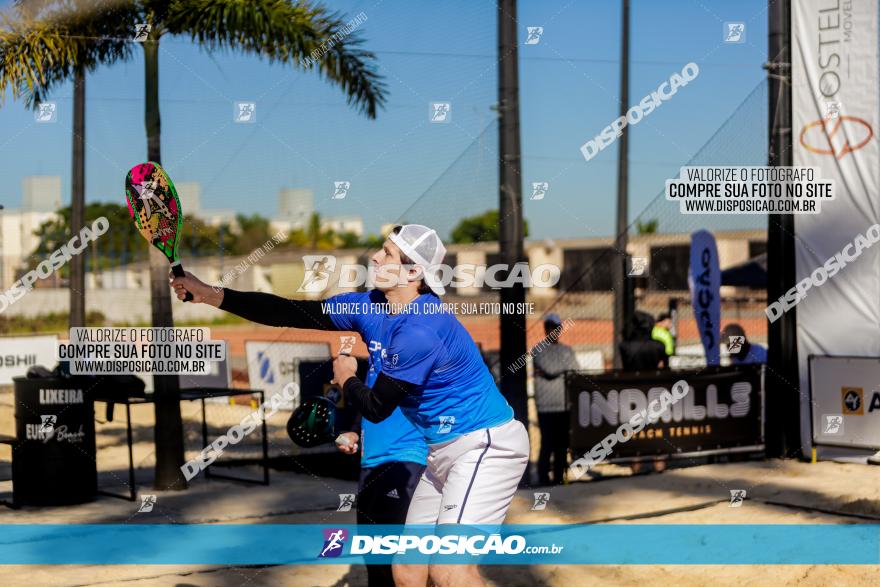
[1,0,386,489]
[2,0,137,327]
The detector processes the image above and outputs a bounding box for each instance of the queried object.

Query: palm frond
[164,0,386,118]
[0,0,138,108]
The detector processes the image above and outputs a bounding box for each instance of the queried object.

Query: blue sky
[0,0,769,240]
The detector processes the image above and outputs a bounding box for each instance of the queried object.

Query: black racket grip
[171,263,194,302]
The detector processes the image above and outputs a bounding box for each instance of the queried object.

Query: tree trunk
[144,36,187,490]
[70,67,86,329]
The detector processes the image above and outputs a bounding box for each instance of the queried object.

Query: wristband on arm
[219,288,338,330]
[342,372,416,423]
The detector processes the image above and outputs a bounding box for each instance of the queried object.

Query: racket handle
[171,263,194,302]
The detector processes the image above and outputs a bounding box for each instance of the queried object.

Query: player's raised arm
[169,271,338,330]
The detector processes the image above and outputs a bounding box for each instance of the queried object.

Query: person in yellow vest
[651,313,675,359]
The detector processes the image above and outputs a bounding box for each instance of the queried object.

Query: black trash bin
[12,377,96,506]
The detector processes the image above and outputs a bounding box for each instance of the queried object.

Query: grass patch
[0,311,107,336]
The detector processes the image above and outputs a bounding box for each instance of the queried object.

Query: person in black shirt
[618,311,668,371]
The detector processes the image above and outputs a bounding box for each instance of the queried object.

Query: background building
[21,176,61,212]
[277,188,314,229]
[1,176,62,286]
[175,181,202,216]
[321,215,363,237]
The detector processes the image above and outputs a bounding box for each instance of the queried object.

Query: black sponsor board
[566,365,763,459]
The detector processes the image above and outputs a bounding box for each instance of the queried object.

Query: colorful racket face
[124,162,183,264]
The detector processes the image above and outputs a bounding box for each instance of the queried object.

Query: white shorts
[405,418,530,525]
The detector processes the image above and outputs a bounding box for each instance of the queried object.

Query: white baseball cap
[388,224,447,295]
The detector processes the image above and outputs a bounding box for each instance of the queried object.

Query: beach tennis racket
[124,161,193,302]
[288,351,351,448]
[287,396,337,448]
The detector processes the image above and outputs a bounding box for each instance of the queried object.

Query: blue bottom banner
[0,524,878,565]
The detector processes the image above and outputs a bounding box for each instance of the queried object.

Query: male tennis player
[171,224,530,587]
[176,264,427,587]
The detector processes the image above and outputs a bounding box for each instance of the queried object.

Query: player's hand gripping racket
[124,162,193,301]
